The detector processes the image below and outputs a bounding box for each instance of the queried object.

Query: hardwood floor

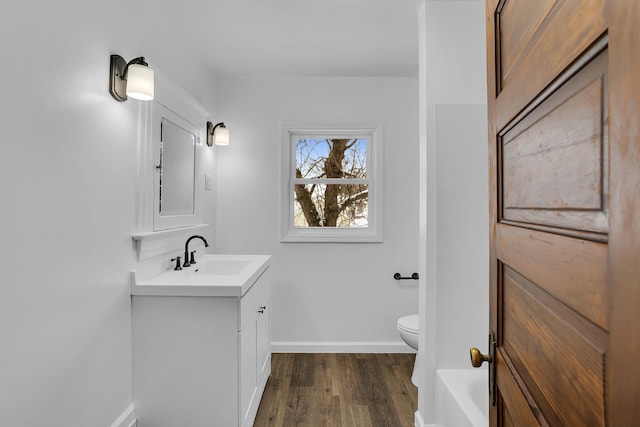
[254,353,417,427]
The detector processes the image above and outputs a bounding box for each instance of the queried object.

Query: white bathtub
[435,369,489,427]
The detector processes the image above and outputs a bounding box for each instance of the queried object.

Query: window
[281,123,383,242]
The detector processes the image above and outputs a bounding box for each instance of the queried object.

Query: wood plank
[253,352,294,425]
[281,386,313,426]
[309,395,342,426]
[607,0,640,424]
[309,354,342,425]
[496,223,607,329]
[336,352,369,407]
[356,354,403,427]
[348,405,374,426]
[290,353,315,387]
[380,353,419,424]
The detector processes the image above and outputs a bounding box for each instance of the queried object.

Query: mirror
[152,102,202,231]
[159,118,196,216]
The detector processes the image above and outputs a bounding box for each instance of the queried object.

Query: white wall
[214,76,420,349]
[0,1,217,425]
[417,1,488,424]
[435,105,488,370]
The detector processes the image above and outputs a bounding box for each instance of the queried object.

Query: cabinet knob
[258,306,266,314]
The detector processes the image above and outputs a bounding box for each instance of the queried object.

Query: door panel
[496,224,607,329]
[503,76,604,212]
[494,0,606,128]
[497,0,558,84]
[500,50,608,236]
[486,0,640,426]
[501,266,607,426]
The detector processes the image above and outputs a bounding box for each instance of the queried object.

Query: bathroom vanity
[131,255,271,427]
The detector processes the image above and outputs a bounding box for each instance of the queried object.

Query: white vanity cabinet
[132,263,271,427]
[239,279,271,426]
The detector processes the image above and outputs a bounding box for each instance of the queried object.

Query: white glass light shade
[215,126,230,145]
[126,64,154,100]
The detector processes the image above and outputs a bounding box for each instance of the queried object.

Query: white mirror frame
[132,70,209,259]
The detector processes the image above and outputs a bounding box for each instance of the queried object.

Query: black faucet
[183,235,209,267]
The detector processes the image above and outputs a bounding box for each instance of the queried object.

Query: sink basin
[192,259,253,275]
[131,254,271,297]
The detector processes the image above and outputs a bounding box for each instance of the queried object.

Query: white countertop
[131,254,271,297]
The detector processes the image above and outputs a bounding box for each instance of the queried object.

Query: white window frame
[281,122,383,243]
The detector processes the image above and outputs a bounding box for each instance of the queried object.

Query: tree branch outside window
[294,138,368,228]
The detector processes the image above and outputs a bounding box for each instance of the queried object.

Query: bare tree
[294,138,368,227]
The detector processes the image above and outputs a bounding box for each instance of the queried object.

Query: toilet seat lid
[397,314,419,334]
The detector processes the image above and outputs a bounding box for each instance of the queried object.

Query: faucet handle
[189,250,197,265]
[170,256,182,271]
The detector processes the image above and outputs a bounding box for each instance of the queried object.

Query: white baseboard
[415,410,441,427]
[271,341,416,353]
[111,404,136,427]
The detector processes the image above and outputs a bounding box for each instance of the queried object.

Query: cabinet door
[239,269,271,427]
[239,312,258,427]
[256,291,271,385]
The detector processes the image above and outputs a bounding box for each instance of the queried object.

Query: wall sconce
[109,55,154,102]
[207,122,229,146]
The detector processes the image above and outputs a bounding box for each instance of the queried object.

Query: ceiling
[153,0,422,77]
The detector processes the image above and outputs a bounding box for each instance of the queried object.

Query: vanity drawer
[238,267,271,330]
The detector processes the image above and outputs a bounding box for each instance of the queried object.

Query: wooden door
[486,0,640,425]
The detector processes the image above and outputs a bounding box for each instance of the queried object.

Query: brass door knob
[470,347,492,368]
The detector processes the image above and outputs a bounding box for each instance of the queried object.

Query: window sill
[281,228,383,243]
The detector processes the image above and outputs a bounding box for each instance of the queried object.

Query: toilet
[397,314,420,386]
